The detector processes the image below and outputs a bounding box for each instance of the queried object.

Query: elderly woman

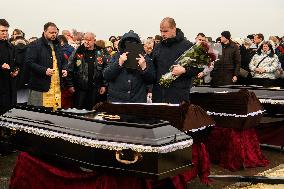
[249,41,279,87]
[143,38,155,58]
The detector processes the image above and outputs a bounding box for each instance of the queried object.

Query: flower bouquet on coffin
[159,42,216,87]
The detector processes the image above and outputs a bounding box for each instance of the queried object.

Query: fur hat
[221,31,231,40]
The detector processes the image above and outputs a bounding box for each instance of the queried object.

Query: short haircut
[84,32,96,39]
[161,17,176,28]
[247,34,254,40]
[216,37,221,42]
[197,33,205,37]
[0,19,9,27]
[95,40,105,49]
[62,30,70,36]
[143,38,154,45]
[154,35,162,41]
[255,33,264,41]
[57,35,68,44]
[206,37,212,42]
[44,22,57,31]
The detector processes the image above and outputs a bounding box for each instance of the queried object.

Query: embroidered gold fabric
[43,46,61,111]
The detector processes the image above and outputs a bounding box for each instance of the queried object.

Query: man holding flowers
[139,17,215,103]
[145,17,200,103]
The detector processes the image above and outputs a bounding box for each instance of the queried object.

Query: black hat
[221,31,231,40]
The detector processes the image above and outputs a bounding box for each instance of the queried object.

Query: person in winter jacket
[249,41,279,87]
[68,32,107,109]
[26,22,68,111]
[0,19,18,114]
[144,17,199,103]
[57,35,75,108]
[103,30,155,103]
[13,36,29,103]
[211,31,241,86]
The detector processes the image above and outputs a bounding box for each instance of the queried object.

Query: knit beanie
[221,31,231,40]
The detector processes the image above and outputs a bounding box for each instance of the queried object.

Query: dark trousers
[252,78,277,88]
[73,87,99,110]
[211,69,234,86]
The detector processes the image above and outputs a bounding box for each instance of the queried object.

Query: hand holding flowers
[159,42,216,87]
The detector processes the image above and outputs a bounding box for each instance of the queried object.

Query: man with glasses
[0,19,18,114]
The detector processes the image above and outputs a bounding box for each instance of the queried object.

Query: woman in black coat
[103,31,155,103]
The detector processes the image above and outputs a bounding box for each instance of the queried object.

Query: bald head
[160,17,177,40]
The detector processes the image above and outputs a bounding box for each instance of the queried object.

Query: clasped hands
[46,68,68,77]
[1,63,19,78]
[255,67,266,74]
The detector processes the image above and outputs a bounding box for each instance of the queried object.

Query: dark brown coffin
[94,102,215,132]
[190,88,264,129]
[0,105,201,180]
[191,85,284,115]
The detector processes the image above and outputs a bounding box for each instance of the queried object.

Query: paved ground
[0,147,283,189]
[187,146,284,189]
[0,152,17,189]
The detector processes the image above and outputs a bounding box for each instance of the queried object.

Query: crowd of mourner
[0,18,284,115]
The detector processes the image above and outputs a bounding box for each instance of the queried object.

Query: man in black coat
[0,19,18,114]
[211,31,241,86]
[0,19,18,155]
[68,32,107,110]
[141,17,199,104]
[13,36,29,104]
[25,22,67,110]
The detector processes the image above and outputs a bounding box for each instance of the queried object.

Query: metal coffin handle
[115,150,142,164]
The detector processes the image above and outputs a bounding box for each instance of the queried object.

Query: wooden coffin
[191,85,284,114]
[190,87,264,129]
[0,103,214,180]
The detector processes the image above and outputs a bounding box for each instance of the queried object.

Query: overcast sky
[1,0,284,41]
